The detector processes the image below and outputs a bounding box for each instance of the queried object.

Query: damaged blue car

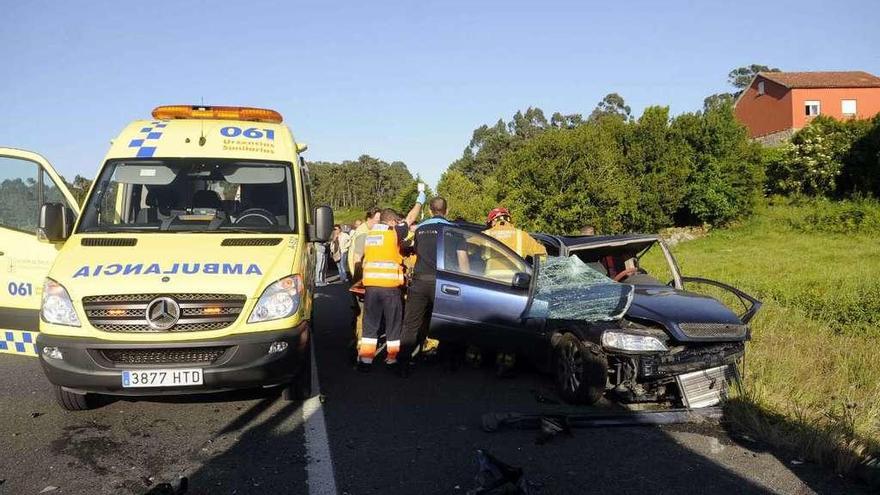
[427,227,761,408]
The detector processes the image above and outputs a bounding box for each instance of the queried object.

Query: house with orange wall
[733,71,880,142]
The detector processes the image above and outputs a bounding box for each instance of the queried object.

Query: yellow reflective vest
[362,225,404,288]
[483,222,547,259]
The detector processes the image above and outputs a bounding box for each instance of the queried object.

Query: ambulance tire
[284,342,313,401]
[54,386,95,411]
[554,333,606,405]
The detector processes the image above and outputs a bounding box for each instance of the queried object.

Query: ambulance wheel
[554,334,606,405]
[54,386,95,411]
[284,344,313,401]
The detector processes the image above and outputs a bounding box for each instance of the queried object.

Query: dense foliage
[309,155,427,215]
[438,102,763,232]
[765,115,880,198]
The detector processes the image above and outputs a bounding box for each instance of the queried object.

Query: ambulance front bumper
[35,323,309,396]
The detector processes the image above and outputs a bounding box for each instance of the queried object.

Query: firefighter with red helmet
[482,207,547,260]
[480,207,546,376]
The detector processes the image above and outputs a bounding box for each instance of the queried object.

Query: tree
[588,93,632,122]
[703,93,735,112]
[727,64,780,90]
[436,169,497,223]
[508,107,548,139]
[391,175,435,217]
[550,112,584,129]
[672,103,764,224]
[309,155,415,211]
[766,116,874,196]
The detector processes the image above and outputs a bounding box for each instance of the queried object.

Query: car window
[0,156,39,233]
[442,228,527,285]
[42,170,73,209]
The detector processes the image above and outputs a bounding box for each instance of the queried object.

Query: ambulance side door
[430,227,532,346]
[0,149,79,335]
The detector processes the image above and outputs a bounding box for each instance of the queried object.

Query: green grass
[660,200,880,479]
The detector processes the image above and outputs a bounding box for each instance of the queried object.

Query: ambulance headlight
[249,275,303,323]
[41,278,81,327]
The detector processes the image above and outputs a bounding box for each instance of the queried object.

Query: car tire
[54,386,95,411]
[554,333,607,405]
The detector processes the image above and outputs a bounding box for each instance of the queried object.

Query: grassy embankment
[662,198,880,480]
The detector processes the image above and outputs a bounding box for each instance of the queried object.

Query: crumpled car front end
[534,254,758,408]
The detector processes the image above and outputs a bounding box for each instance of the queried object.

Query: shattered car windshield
[527,255,633,321]
[78,159,295,233]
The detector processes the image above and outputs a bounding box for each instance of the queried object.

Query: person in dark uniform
[398,196,468,376]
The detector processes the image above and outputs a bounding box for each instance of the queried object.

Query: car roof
[443,221,660,250]
[551,234,660,248]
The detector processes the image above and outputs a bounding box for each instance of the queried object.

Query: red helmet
[487,207,511,225]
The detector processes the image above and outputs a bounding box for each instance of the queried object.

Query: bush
[766,116,879,198]
[778,197,880,235]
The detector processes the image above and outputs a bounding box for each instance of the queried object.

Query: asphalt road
[0,281,869,495]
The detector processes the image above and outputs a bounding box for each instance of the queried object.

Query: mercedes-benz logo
[146,296,180,331]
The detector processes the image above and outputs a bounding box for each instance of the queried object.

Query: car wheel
[554,333,607,405]
[54,386,95,411]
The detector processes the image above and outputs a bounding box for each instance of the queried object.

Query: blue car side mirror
[512,272,531,290]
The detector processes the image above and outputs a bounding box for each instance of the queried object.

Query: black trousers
[400,279,435,364]
[363,287,403,344]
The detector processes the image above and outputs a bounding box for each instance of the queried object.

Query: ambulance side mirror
[38,203,76,243]
[311,205,334,242]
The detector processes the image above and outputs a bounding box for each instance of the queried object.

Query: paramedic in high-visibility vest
[482,207,547,260]
[357,197,424,370]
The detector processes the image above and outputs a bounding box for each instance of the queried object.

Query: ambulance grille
[101,347,229,365]
[82,294,246,333]
[221,238,283,246]
[81,238,138,246]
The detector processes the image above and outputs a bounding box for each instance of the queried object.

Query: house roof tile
[759,71,880,89]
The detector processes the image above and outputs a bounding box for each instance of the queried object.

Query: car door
[0,148,79,355]
[430,226,533,347]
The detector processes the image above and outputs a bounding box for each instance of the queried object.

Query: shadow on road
[182,395,308,494]
[310,281,865,495]
[103,278,870,494]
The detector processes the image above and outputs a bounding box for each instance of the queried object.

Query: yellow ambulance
[0,105,332,410]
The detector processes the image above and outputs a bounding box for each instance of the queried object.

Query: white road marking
[303,338,339,495]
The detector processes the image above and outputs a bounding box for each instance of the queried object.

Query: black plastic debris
[531,390,560,405]
[482,407,723,433]
[30,412,44,419]
[143,476,188,495]
[535,416,572,445]
[467,449,531,495]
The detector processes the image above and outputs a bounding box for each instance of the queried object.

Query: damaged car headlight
[601,331,667,352]
[248,275,303,323]
[41,278,81,327]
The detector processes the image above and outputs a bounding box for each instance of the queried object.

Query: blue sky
[1,0,878,187]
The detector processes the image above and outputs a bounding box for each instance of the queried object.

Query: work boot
[495,352,516,378]
[391,361,412,378]
[465,345,483,369]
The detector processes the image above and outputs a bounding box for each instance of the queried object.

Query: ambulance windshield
[78,159,296,233]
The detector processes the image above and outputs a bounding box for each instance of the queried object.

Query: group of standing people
[319,192,547,378]
[315,223,353,286]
